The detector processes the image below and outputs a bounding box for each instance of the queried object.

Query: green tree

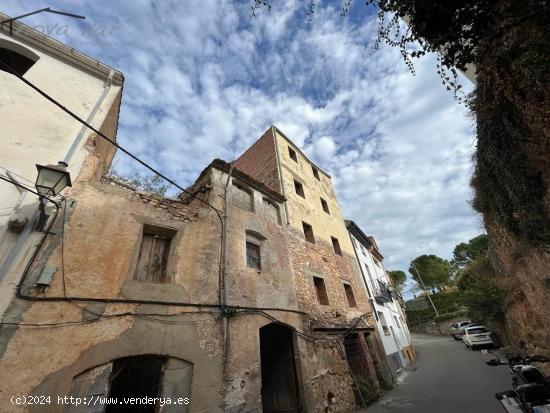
[457,256,504,323]
[409,255,451,291]
[388,270,406,293]
[108,169,171,196]
[251,0,550,247]
[452,234,489,269]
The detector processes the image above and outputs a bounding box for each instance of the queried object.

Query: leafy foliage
[454,236,505,324]
[409,255,451,290]
[108,170,171,196]
[355,376,380,405]
[251,0,550,246]
[387,270,406,293]
[458,259,505,324]
[452,234,489,269]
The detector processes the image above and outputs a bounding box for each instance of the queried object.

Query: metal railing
[373,279,393,303]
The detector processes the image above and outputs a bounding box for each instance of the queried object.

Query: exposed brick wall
[286,226,372,327]
[234,128,281,192]
[84,88,122,179]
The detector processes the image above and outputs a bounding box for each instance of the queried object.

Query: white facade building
[346,220,415,374]
[0,13,123,317]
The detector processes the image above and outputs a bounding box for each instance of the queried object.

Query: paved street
[366,334,511,413]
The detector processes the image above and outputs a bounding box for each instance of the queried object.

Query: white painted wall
[348,231,412,366]
[0,31,122,316]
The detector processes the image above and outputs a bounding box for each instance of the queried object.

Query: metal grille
[246,242,261,270]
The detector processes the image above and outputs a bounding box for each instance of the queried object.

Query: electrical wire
[0,175,58,206]
[0,166,36,186]
[0,58,226,308]
[0,61,370,341]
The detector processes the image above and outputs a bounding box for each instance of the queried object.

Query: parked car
[462,326,494,350]
[449,320,472,340]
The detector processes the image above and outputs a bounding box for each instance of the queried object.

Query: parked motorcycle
[482,349,550,412]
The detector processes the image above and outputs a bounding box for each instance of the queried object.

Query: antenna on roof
[1,7,85,36]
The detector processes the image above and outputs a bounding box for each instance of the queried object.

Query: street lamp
[35,161,72,230]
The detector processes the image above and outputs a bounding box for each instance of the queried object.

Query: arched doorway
[259,323,300,413]
[67,355,192,413]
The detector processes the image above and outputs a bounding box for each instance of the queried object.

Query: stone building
[0,15,391,413]
[346,221,415,376]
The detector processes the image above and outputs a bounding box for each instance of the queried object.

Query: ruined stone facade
[0,17,390,413]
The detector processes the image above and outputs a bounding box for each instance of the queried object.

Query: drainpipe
[221,161,234,398]
[63,70,115,164]
[0,71,114,284]
[271,127,290,225]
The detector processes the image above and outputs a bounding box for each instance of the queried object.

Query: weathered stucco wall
[274,130,355,258]
[0,29,122,321]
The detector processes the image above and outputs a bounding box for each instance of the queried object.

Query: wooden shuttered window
[134,225,175,283]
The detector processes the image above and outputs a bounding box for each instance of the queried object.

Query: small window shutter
[135,234,171,283]
[149,235,170,283]
[66,363,112,413]
[159,358,193,413]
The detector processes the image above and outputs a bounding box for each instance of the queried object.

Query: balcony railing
[373,279,393,303]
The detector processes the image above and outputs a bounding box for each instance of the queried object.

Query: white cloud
[3,0,483,295]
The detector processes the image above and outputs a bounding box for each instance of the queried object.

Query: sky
[3,0,485,296]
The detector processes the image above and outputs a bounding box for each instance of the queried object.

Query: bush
[355,376,380,405]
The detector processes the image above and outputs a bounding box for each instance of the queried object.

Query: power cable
[0,58,226,309]
[0,61,363,339]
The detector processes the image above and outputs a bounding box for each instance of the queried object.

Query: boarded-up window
[232,183,253,211]
[344,283,357,307]
[246,241,261,270]
[313,276,329,305]
[134,225,175,283]
[312,166,320,180]
[321,198,330,214]
[294,179,305,198]
[302,222,315,244]
[331,236,342,255]
[263,198,280,224]
[288,147,298,162]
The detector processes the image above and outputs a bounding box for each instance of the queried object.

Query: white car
[462,325,494,350]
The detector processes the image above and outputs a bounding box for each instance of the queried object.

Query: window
[263,198,280,224]
[312,166,320,180]
[288,146,298,162]
[232,182,253,211]
[294,179,305,198]
[331,236,342,255]
[378,311,390,335]
[0,45,38,76]
[394,316,402,329]
[134,225,175,283]
[343,283,357,307]
[313,277,329,305]
[321,198,330,214]
[302,222,315,244]
[364,264,372,279]
[373,258,382,268]
[246,241,261,270]
[360,245,367,256]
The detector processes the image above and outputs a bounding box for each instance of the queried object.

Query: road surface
[366,334,511,413]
